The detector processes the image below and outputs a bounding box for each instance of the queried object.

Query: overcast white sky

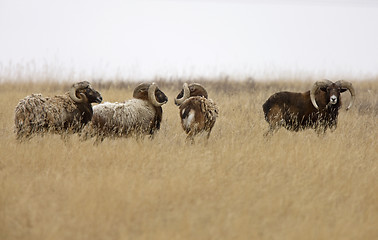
[0,0,378,80]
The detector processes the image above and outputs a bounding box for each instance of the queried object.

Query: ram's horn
[310,79,333,109]
[174,83,190,105]
[335,80,355,111]
[148,83,165,107]
[69,81,90,103]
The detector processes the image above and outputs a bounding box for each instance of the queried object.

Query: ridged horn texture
[174,83,190,105]
[310,79,333,109]
[335,80,355,110]
[148,82,165,107]
[69,81,90,103]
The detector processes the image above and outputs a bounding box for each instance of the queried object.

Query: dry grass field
[0,77,377,240]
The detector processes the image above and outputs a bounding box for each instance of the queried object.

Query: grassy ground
[0,78,377,240]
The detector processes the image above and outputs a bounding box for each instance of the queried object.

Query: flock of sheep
[14,81,219,143]
[14,79,355,142]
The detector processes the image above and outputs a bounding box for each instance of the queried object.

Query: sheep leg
[315,125,327,136]
[60,132,70,142]
[186,131,195,144]
[15,126,34,141]
[206,124,215,139]
[93,135,105,145]
[263,125,275,137]
[263,120,282,137]
[16,132,30,141]
[264,107,284,137]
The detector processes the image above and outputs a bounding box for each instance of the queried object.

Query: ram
[82,82,168,141]
[262,79,355,135]
[14,81,102,139]
[174,83,219,143]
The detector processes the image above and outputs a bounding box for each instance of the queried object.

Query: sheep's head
[174,83,208,106]
[133,82,168,107]
[310,79,355,110]
[69,81,102,104]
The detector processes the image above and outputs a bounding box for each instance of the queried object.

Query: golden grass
[0,79,377,240]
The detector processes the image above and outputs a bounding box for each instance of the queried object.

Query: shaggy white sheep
[82,82,168,141]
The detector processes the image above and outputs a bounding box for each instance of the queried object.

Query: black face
[320,83,343,105]
[155,88,168,104]
[81,87,102,104]
[176,89,184,100]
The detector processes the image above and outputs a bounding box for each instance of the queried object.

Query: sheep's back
[180,97,219,131]
[91,99,156,135]
[201,98,219,129]
[15,93,76,132]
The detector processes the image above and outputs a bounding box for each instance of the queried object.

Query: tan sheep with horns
[175,83,219,143]
[14,81,102,140]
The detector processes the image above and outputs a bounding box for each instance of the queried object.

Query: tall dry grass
[0,78,377,240]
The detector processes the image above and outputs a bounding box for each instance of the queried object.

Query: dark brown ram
[262,80,355,135]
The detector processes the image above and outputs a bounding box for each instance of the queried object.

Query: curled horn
[310,79,333,109]
[148,82,165,107]
[69,81,90,103]
[174,83,190,105]
[336,80,355,111]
